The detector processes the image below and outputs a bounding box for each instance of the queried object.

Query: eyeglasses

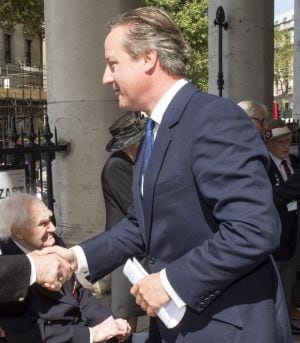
[272,138,292,147]
[251,117,266,125]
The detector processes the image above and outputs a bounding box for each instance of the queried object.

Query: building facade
[0,24,46,100]
[274,9,294,118]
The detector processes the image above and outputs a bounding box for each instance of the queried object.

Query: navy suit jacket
[80,83,291,342]
[0,238,111,343]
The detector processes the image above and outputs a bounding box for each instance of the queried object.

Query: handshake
[28,246,78,291]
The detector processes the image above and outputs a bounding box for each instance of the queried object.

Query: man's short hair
[108,7,190,77]
[0,193,39,239]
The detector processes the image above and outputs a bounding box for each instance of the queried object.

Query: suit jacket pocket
[155,176,182,195]
[210,305,243,329]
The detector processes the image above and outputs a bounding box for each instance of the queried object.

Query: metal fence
[0,112,68,214]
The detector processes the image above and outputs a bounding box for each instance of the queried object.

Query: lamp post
[214,6,228,97]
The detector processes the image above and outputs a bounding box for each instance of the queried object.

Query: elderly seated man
[0,193,130,343]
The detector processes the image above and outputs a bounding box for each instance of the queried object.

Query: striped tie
[281,159,292,178]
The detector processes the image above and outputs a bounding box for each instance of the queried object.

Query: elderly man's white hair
[238,100,268,119]
[0,193,39,239]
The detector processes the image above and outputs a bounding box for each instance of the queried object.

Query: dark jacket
[101,150,134,230]
[0,254,30,303]
[268,154,300,261]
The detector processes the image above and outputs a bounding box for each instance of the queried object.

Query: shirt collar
[269,152,290,169]
[150,79,188,125]
[12,239,31,254]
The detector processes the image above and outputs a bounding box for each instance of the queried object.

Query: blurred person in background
[101,111,147,342]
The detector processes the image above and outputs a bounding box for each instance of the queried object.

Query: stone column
[294,1,300,117]
[208,0,274,111]
[44,0,139,245]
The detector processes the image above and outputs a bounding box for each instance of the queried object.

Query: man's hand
[28,251,73,291]
[90,315,131,342]
[131,272,170,317]
[37,246,78,272]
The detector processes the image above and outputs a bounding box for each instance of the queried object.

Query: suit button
[148,256,156,264]
[47,321,51,324]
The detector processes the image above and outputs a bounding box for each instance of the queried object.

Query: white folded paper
[123,257,186,329]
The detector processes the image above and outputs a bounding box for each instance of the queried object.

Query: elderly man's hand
[37,245,78,272]
[131,272,170,317]
[28,251,73,291]
[90,315,131,342]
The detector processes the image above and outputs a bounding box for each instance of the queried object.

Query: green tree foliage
[274,27,293,96]
[0,0,44,37]
[140,0,208,91]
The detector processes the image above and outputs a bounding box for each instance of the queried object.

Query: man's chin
[44,238,55,247]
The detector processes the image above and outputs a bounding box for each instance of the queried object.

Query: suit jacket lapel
[269,159,284,185]
[141,83,199,249]
[132,138,147,243]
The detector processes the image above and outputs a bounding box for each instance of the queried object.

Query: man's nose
[48,222,56,232]
[103,66,113,85]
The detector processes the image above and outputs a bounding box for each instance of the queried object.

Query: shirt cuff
[160,269,186,308]
[89,327,93,343]
[71,245,90,276]
[26,254,36,285]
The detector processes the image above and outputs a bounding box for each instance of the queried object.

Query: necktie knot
[142,118,154,175]
[281,159,292,178]
[145,118,155,132]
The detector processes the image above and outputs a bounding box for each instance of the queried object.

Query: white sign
[0,168,26,201]
[3,78,10,89]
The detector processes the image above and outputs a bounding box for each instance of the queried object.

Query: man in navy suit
[45,7,291,342]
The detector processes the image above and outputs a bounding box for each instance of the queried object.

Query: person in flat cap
[101,111,147,342]
[265,119,300,330]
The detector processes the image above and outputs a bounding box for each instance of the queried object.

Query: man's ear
[11,226,23,240]
[142,49,158,74]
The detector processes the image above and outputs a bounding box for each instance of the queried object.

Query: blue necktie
[142,118,155,175]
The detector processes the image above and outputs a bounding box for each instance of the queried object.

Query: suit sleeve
[77,281,112,325]
[0,255,30,302]
[39,322,91,343]
[80,204,145,283]
[165,99,281,310]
